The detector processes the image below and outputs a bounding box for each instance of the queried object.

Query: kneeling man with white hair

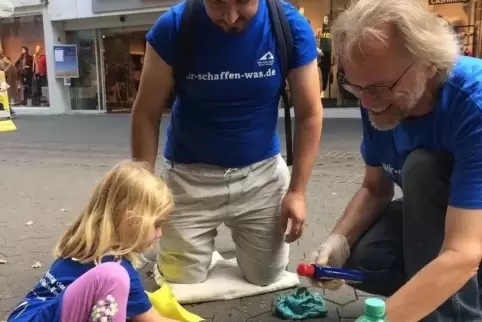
[311,0,482,321]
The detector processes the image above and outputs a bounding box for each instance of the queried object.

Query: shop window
[472,0,482,57]
[329,0,359,107]
[431,0,481,58]
[287,0,358,107]
[0,15,48,107]
[65,30,100,111]
[102,30,147,113]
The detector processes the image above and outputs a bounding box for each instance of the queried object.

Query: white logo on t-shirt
[382,163,401,179]
[258,51,275,66]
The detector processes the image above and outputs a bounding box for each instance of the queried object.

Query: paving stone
[300,316,340,322]
[0,298,20,320]
[186,299,242,319]
[238,293,276,317]
[323,285,358,306]
[324,299,343,318]
[0,116,366,321]
[275,288,297,297]
[138,264,159,292]
[354,289,376,299]
[338,298,366,319]
[212,307,253,321]
[246,311,284,322]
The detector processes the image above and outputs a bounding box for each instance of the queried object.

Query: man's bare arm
[332,166,394,246]
[287,59,323,194]
[386,207,482,321]
[131,43,174,170]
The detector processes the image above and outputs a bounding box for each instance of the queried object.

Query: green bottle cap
[364,298,385,318]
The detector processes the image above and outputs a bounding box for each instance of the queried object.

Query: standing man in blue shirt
[131,0,321,286]
[310,0,482,321]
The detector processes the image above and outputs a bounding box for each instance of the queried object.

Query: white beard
[370,74,428,131]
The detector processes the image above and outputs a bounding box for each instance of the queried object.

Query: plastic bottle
[355,298,387,322]
[296,263,365,282]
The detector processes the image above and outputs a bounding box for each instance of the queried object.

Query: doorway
[101,28,149,113]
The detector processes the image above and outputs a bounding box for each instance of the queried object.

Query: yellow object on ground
[0,119,16,132]
[0,71,16,132]
[146,284,204,322]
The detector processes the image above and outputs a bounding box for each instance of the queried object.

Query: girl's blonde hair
[54,160,173,268]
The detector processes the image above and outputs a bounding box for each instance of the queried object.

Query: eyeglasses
[341,60,418,100]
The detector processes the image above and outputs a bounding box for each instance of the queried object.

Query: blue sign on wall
[53,45,79,78]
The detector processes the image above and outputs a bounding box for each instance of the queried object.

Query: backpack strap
[170,0,202,167]
[266,0,294,166]
[173,0,201,91]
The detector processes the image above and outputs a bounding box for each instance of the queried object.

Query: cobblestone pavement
[0,115,386,321]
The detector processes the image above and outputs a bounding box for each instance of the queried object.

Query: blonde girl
[8,161,178,322]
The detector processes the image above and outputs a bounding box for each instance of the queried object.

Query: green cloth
[272,287,329,320]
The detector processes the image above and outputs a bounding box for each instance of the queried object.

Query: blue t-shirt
[146,0,317,168]
[8,258,151,322]
[361,55,482,209]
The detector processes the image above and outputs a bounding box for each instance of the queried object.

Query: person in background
[33,45,47,106]
[8,161,178,322]
[0,50,16,117]
[5,56,18,105]
[310,0,482,321]
[15,46,34,106]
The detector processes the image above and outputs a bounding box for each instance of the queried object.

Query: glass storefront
[65,30,101,111]
[101,28,149,113]
[64,26,150,113]
[69,1,363,113]
[0,15,49,107]
[474,0,482,57]
[430,0,481,57]
[287,0,359,107]
[330,0,360,107]
[290,0,482,107]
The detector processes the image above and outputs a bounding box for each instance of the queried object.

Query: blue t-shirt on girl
[361,55,482,209]
[8,258,151,322]
[146,0,317,168]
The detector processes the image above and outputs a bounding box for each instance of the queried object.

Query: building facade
[5,0,177,114]
[1,0,481,114]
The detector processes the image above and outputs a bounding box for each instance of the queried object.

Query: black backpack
[169,0,294,166]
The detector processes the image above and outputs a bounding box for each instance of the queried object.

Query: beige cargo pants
[157,154,290,286]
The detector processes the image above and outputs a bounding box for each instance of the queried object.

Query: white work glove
[310,234,350,290]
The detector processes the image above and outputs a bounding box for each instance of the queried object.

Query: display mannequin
[0,48,9,72]
[15,46,33,105]
[318,16,332,98]
[0,48,20,106]
[4,55,18,105]
[0,49,17,115]
[33,45,47,106]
